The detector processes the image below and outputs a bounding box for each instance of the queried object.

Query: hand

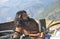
[29,33,40,37]
[38,32,45,38]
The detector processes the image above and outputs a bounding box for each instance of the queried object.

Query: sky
[0,0,59,23]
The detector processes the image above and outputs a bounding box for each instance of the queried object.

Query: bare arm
[13,26,23,38]
[29,33,40,37]
[29,32,44,38]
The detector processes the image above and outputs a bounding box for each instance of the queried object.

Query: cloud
[6,17,14,22]
[0,7,9,17]
[37,8,44,14]
[0,0,59,23]
[0,0,9,4]
[55,8,60,12]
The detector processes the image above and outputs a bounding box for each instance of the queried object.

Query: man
[13,10,44,39]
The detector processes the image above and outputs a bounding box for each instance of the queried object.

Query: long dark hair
[14,10,29,26]
[14,10,39,33]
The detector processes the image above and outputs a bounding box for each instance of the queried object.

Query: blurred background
[0,0,60,23]
[0,0,60,39]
